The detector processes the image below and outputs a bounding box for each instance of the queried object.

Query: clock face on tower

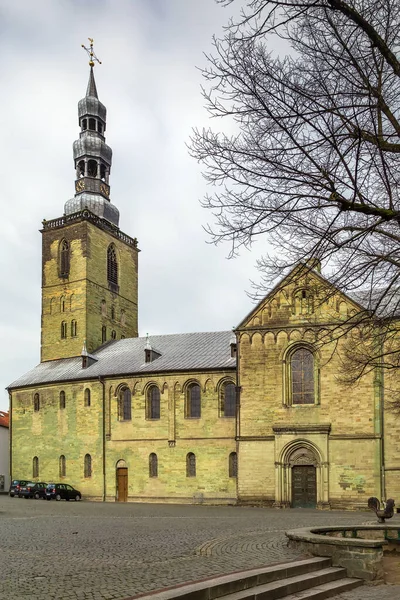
[100,183,110,196]
[75,179,85,192]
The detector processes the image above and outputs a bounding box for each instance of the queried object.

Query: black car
[9,480,29,497]
[19,481,48,499]
[45,483,82,501]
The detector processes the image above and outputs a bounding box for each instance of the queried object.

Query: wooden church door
[116,467,128,502]
[292,466,316,508]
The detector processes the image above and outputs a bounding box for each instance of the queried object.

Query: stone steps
[131,557,363,600]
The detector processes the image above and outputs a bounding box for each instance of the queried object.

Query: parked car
[9,480,29,497]
[19,482,48,499]
[45,483,82,501]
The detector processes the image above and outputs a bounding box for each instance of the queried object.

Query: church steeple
[64,41,120,226]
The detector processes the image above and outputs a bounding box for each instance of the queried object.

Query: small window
[77,160,85,177]
[118,387,131,421]
[291,347,315,405]
[82,119,87,131]
[88,159,97,177]
[59,240,70,278]
[111,306,115,321]
[149,453,158,478]
[107,244,118,288]
[84,454,92,478]
[102,325,106,343]
[61,321,67,339]
[84,388,91,407]
[88,118,96,131]
[59,391,66,410]
[98,121,103,134]
[186,383,201,418]
[33,456,39,478]
[120,310,126,326]
[147,386,160,420]
[111,330,116,340]
[186,453,196,477]
[229,452,238,478]
[221,382,236,417]
[101,300,107,317]
[33,393,40,412]
[59,455,66,478]
[71,320,77,337]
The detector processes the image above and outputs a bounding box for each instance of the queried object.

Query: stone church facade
[8,66,400,509]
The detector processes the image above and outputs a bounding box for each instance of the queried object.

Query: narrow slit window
[186,453,196,477]
[59,455,66,478]
[33,456,39,478]
[84,454,92,478]
[149,453,158,478]
[59,391,66,410]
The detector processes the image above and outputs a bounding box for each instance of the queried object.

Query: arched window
[60,296,66,313]
[290,347,315,405]
[84,454,92,478]
[186,383,201,418]
[82,119,87,131]
[118,387,131,421]
[59,240,70,278]
[102,325,107,343]
[149,453,158,478]
[88,118,96,131]
[186,453,196,477]
[84,388,91,407]
[71,320,77,337]
[107,244,118,289]
[120,310,126,326]
[33,456,39,478]
[59,391,66,410]
[229,452,238,478]
[59,455,66,478]
[33,393,40,412]
[61,321,67,339]
[88,158,97,176]
[111,306,115,321]
[147,386,160,419]
[101,300,107,317]
[98,122,104,135]
[221,382,236,417]
[111,330,116,340]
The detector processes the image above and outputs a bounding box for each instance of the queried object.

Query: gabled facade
[7,62,400,508]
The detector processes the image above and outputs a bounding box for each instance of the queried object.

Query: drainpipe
[99,377,106,502]
[8,390,12,485]
[379,344,386,502]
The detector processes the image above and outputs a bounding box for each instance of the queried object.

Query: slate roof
[8,331,236,390]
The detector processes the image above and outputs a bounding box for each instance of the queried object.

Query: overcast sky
[0,0,267,411]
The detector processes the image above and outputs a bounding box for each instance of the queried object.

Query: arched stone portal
[116,459,128,502]
[274,440,329,509]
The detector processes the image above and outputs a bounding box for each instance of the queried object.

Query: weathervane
[81,38,102,67]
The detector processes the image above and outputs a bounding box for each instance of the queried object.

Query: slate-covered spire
[64,40,120,226]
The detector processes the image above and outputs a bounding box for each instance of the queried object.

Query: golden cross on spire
[81,38,102,67]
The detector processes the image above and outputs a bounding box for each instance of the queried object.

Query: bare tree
[190,0,400,390]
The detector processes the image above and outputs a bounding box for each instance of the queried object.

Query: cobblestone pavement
[0,496,399,600]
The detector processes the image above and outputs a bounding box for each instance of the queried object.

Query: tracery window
[220,382,236,417]
[59,240,70,278]
[186,453,196,477]
[149,453,158,478]
[107,244,118,289]
[59,391,66,410]
[59,455,66,478]
[84,388,91,407]
[33,456,39,478]
[118,387,132,421]
[186,383,201,418]
[229,452,238,478]
[33,393,40,412]
[84,453,92,478]
[147,386,160,420]
[290,347,315,405]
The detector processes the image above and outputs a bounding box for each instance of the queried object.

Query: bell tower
[40,41,139,362]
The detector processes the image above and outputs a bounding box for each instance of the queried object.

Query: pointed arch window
[146,386,160,420]
[149,453,158,478]
[33,393,40,412]
[220,381,236,417]
[59,455,66,478]
[84,454,92,478]
[59,391,66,410]
[118,387,131,421]
[71,320,77,337]
[229,452,238,478]
[186,453,196,477]
[59,240,70,278]
[84,388,91,407]
[186,383,201,418]
[107,244,118,291]
[33,456,39,478]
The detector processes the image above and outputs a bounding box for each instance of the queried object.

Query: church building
[8,61,400,509]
